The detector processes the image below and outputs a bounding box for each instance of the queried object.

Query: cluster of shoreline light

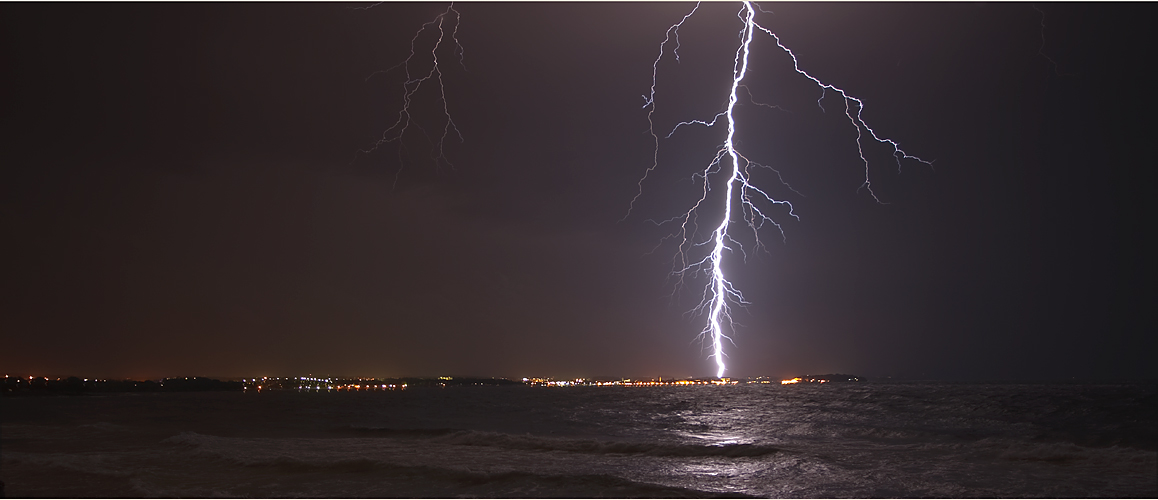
[519,376,828,387]
[241,376,405,392]
[779,376,857,385]
[522,377,743,387]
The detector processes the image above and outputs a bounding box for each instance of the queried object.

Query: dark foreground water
[2,382,1155,498]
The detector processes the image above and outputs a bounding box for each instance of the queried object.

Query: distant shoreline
[7,374,1153,397]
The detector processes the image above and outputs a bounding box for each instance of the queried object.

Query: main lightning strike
[636,2,930,378]
[361,4,464,187]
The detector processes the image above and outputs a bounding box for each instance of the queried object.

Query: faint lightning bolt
[360,3,464,187]
[623,2,702,222]
[1032,4,1067,77]
[632,2,931,378]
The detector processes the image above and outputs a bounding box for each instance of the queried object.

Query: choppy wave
[431,429,780,457]
[343,425,461,437]
[991,439,1157,465]
[161,432,756,498]
[343,426,780,457]
[180,427,780,459]
[2,450,135,478]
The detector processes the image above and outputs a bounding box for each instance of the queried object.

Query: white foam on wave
[431,429,781,457]
[157,430,780,497]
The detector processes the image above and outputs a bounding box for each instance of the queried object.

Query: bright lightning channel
[633,2,931,378]
[360,3,464,187]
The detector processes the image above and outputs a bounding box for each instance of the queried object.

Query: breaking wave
[430,429,780,457]
[342,426,780,457]
[160,432,757,498]
[343,425,461,437]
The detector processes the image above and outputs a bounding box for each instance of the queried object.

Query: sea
[2,382,1156,498]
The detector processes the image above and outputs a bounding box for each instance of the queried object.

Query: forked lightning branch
[362,3,463,187]
[628,2,930,377]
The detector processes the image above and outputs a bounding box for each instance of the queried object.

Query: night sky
[2,3,1152,381]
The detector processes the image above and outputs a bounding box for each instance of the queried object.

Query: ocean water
[2,382,1155,498]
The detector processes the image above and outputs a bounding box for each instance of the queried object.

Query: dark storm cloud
[1,3,1151,380]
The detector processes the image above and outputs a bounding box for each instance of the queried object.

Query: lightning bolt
[1032,4,1068,77]
[633,2,931,378]
[360,3,464,187]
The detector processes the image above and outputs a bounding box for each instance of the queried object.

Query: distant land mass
[3,376,242,395]
[3,374,868,396]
